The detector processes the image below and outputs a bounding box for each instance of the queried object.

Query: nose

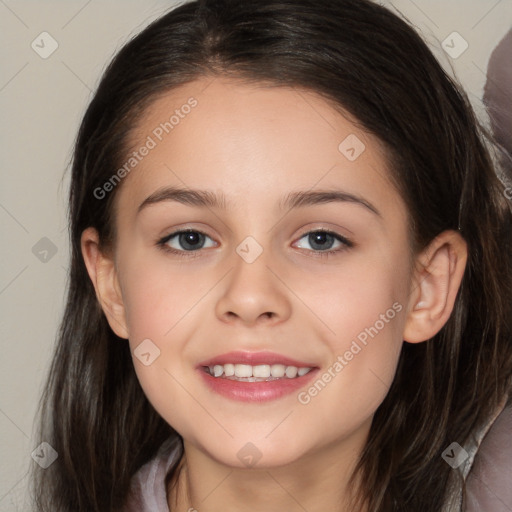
[214,244,292,327]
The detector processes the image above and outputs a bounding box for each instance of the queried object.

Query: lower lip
[197,368,319,402]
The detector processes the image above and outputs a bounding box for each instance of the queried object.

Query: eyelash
[156,228,353,260]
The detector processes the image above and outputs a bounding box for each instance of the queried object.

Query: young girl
[30,0,512,511]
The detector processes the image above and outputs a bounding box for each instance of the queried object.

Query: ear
[80,227,129,339]
[403,230,467,343]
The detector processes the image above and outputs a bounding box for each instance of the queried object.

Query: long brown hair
[30,0,512,510]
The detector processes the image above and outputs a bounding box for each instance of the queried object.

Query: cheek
[295,247,407,346]
[120,254,203,342]
[293,252,408,421]
[118,259,202,430]
[117,254,216,402]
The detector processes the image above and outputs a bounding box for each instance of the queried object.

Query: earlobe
[403,230,467,343]
[80,227,129,339]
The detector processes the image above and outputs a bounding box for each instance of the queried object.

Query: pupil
[310,232,333,250]
[180,232,203,250]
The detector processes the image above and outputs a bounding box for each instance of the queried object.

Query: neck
[167,423,370,512]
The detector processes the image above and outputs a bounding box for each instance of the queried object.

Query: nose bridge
[234,234,274,286]
[214,232,291,324]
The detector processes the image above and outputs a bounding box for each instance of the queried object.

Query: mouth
[196,351,319,402]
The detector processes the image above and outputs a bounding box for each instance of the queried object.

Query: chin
[202,436,309,470]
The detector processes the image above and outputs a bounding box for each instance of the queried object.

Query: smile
[204,363,313,381]
[197,351,319,402]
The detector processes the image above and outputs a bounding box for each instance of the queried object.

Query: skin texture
[81,77,467,512]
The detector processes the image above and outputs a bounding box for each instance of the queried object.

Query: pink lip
[197,367,320,402]
[196,351,320,403]
[197,350,316,368]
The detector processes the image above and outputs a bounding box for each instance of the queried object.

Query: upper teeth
[208,364,312,379]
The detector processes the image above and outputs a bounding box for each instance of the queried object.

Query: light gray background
[0,0,510,509]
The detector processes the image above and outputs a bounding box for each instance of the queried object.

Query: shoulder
[464,400,512,511]
[122,435,184,512]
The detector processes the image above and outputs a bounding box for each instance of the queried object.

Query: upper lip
[197,351,317,368]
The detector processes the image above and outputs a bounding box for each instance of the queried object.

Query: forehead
[114,76,405,225]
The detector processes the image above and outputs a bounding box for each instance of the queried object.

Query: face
[102,77,415,468]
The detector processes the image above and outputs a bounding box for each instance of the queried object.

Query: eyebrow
[137,186,381,217]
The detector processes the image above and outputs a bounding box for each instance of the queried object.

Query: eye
[157,229,217,255]
[294,229,353,256]
[157,228,353,259]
